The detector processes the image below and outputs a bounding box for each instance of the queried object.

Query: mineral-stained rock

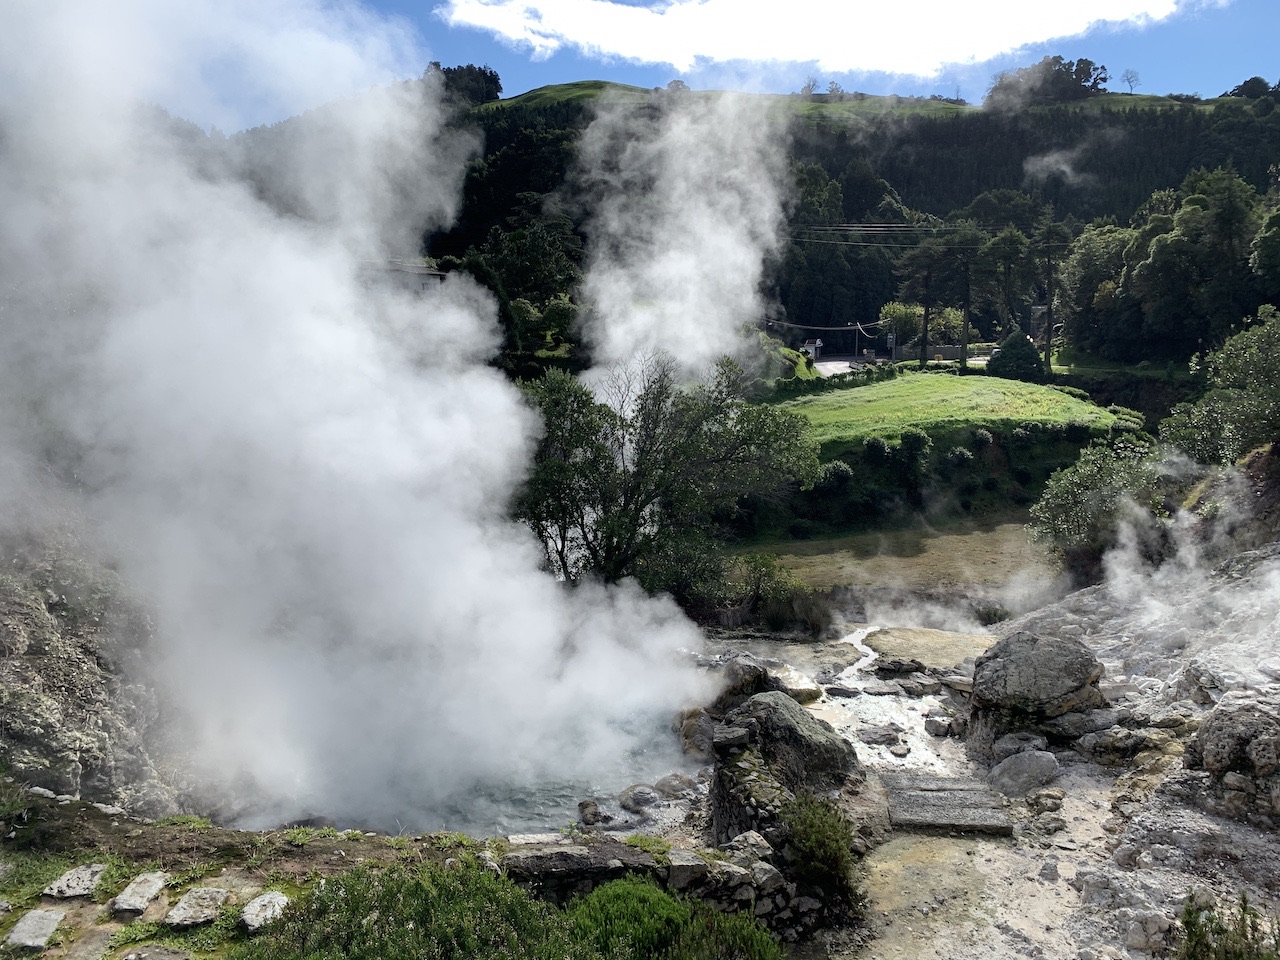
[968,632,1105,760]
[43,863,106,898]
[111,871,168,918]
[1185,692,1280,778]
[721,692,861,793]
[972,632,1105,717]
[618,784,660,812]
[165,888,230,929]
[987,750,1060,797]
[6,908,65,950]
[241,891,289,933]
[665,849,709,890]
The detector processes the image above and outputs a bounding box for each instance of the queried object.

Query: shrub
[863,435,891,464]
[779,792,865,919]
[945,446,974,469]
[567,877,783,960]
[971,427,994,448]
[227,865,594,960]
[987,332,1046,383]
[1052,384,1092,402]
[1174,893,1280,960]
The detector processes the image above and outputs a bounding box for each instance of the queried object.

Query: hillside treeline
[407,61,1280,374]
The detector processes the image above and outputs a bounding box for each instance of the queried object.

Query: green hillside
[782,374,1116,459]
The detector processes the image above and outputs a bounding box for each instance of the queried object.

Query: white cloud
[438,0,1188,76]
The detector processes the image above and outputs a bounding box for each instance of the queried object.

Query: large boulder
[722,691,861,793]
[1179,692,1280,828]
[967,632,1105,760]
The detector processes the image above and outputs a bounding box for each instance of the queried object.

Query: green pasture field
[780,373,1117,459]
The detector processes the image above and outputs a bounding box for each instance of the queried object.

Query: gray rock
[991,732,1048,762]
[653,773,698,798]
[751,860,786,894]
[165,888,230,929]
[924,714,953,737]
[769,665,823,704]
[111,871,169,918]
[27,787,57,799]
[6,908,65,950]
[122,949,192,960]
[665,849,709,890]
[712,725,751,752]
[241,891,289,932]
[721,830,773,866]
[881,772,1012,834]
[1039,860,1060,882]
[1185,691,1280,779]
[906,672,942,695]
[722,692,861,792]
[43,862,106,898]
[857,678,905,696]
[987,750,1060,796]
[971,632,1105,719]
[858,724,902,746]
[618,784,661,812]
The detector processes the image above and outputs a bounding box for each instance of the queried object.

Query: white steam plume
[574,92,790,372]
[0,1,712,830]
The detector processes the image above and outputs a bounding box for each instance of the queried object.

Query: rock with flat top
[6,908,65,950]
[242,891,289,932]
[165,888,230,929]
[722,692,861,792]
[43,863,105,898]
[112,871,168,918]
[968,632,1105,760]
[987,750,1060,796]
[665,848,709,890]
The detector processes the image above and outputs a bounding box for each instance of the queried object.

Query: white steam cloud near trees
[0,1,792,828]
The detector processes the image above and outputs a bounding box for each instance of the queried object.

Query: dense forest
[403,55,1280,373]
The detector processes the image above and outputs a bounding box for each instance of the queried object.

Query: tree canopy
[513,356,820,598]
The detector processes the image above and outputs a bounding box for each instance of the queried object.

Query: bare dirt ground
[763,518,1059,596]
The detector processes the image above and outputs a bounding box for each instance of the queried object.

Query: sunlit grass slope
[781,374,1116,459]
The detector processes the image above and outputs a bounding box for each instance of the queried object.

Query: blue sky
[368,0,1277,104]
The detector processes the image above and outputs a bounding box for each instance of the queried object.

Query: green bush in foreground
[567,876,783,960]
[227,865,593,960]
[780,792,866,919]
[228,866,783,960]
[1176,894,1280,960]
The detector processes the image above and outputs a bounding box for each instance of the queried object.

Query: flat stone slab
[500,845,594,875]
[880,772,994,793]
[241,891,289,932]
[665,849,709,891]
[43,863,106,898]
[6,907,66,950]
[62,926,113,960]
[882,774,1013,835]
[112,871,169,918]
[121,949,192,960]
[165,887,230,928]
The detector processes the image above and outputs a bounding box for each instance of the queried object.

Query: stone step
[881,774,1014,835]
[5,907,66,951]
[111,871,168,918]
[42,863,106,899]
[61,926,113,960]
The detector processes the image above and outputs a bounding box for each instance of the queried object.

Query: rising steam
[575,91,790,373]
[0,1,753,830]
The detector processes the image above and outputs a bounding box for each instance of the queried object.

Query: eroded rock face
[0,561,176,816]
[1180,691,1280,827]
[967,632,1105,761]
[721,691,861,794]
